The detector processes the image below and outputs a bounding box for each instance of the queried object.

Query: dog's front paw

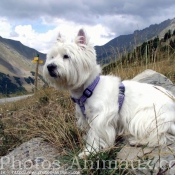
[128,137,147,147]
[78,151,90,159]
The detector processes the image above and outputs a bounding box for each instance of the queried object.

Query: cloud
[8,21,114,53]
[0,0,175,53]
[10,31,19,37]
[10,24,57,53]
[1,0,175,25]
[0,17,12,37]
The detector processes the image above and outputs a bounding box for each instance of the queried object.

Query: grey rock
[132,69,175,96]
[117,143,175,175]
[0,138,79,175]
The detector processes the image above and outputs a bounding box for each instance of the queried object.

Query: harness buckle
[83,88,93,98]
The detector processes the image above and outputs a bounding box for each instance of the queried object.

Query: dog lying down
[43,29,175,158]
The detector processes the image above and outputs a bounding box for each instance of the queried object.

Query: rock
[117,144,154,161]
[117,143,175,175]
[132,69,175,96]
[0,138,79,175]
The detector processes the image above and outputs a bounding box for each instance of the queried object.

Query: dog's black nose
[47,63,57,77]
[47,63,57,71]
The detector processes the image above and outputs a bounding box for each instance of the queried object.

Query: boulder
[0,138,78,175]
[132,69,175,96]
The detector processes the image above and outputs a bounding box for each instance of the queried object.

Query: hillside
[0,37,46,96]
[0,36,46,75]
[96,18,175,64]
[0,37,46,60]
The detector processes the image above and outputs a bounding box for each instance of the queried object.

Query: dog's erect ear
[76,29,87,45]
[57,32,64,42]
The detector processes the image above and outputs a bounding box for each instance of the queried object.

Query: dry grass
[0,88,83,156]
[104,59,175,83]
[0,50,175,174]
[0,57,175,155]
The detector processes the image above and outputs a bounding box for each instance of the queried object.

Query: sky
[0,0,175,53]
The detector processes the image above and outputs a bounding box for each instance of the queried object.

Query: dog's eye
[63,55,70,59]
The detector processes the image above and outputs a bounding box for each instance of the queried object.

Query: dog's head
[43,29,99,90]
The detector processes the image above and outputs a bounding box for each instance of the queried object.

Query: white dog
[43,29,175,158]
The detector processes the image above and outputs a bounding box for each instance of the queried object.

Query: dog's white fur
[43,29,175,158]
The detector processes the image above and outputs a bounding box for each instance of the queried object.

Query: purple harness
[71,76,125,117]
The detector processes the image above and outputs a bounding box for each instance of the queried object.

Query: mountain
[1,17,175,95]
[0,37,46,75]
[95,18,175,64]
[0,37,46,61]
[0,37,46,96]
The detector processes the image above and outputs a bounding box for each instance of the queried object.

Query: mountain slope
[0,36,46,76]
[0,37,46,96]
[0,37,46,61]
[95,18,175,64]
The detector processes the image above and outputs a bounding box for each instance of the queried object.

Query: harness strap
[71,77,125,116]
[71,76,100,117]
[118,82,125,112]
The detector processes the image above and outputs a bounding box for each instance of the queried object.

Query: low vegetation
[0,32,175,174]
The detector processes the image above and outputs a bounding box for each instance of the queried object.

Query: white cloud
[7,19,114,53]
[84,25,115,46]
[11,25,57,53]
[0,17,12,37]
[42,17,115,46]
[15,25,34,37]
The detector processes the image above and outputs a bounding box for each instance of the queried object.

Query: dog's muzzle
[47,63,58,78]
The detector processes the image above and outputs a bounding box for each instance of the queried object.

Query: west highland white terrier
[43,29,175,158]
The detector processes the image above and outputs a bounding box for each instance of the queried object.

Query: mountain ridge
[0,36,46,61]
[95,18,174,64]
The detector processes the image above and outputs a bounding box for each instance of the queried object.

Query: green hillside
[96,18,175,64]
[103,29,175,76]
